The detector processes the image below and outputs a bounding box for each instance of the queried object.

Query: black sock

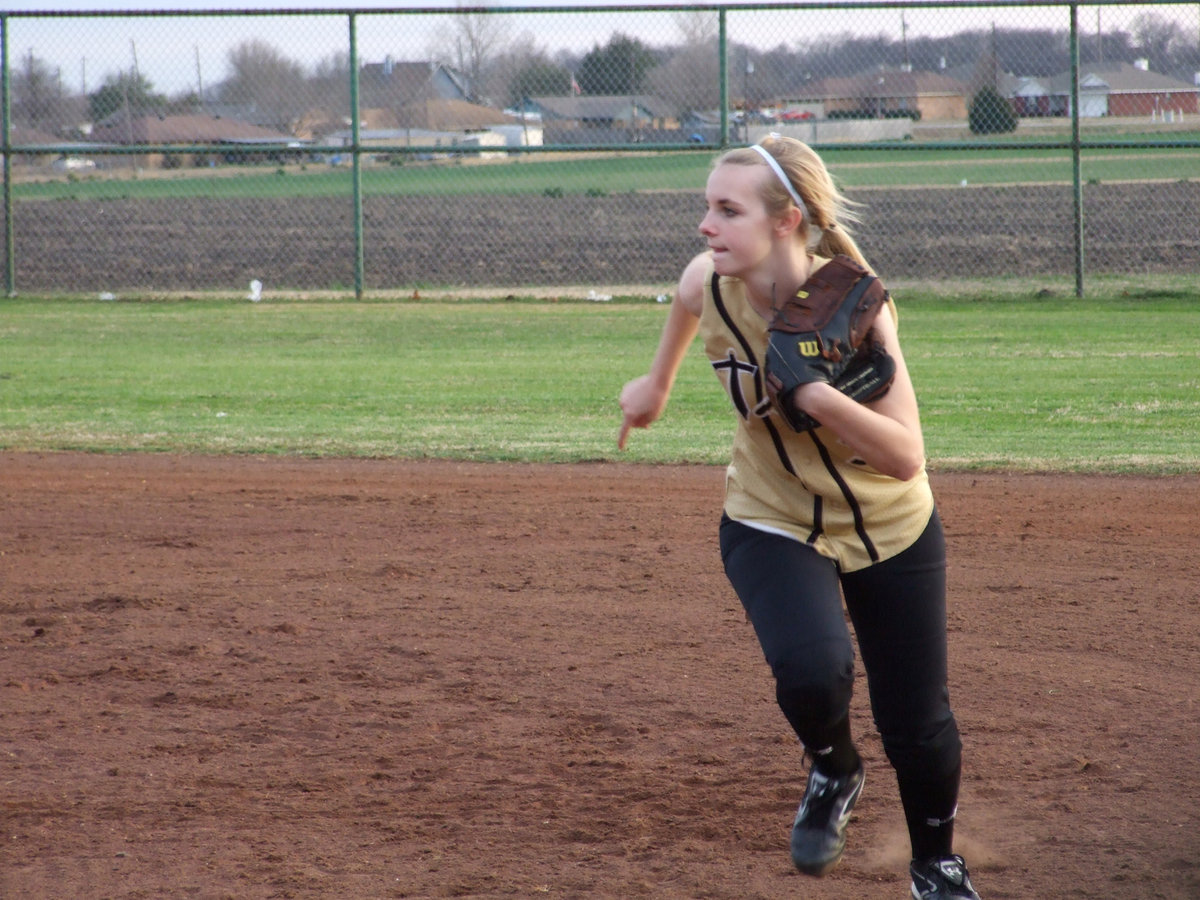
[899,764,961,860]
[808,714,861,777]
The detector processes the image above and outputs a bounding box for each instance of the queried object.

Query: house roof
[293,107,400,139]
[359,59,471,104]
[9,125,64,147]
[529,94,674,121]
[1012,76,1049,98]
[92,114,296,145]
[1046,63,1198,95]
[792,69,968,101]
[395,99,516,130]
[361,60,437,99]
[940,63,1024,96]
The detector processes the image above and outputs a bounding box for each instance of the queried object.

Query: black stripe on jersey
[810,495,823,545]
[763,416,798,480]
[710,273,800,480]
[808,430,880,563]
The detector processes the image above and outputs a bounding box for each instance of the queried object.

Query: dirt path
[1,453,1197,899]
[6,181,1199,293]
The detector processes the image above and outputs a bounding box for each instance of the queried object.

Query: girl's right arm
[617,253,708,449]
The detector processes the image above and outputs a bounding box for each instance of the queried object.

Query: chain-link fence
[3,2,1199,297]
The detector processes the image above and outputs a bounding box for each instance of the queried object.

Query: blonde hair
[717,135,868,268]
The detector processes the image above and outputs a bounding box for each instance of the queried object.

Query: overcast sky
[5,2,1157,97]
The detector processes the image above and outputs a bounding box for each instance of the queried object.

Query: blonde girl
[619,135,981,899]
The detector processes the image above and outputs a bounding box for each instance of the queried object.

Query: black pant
[720,508,962,855]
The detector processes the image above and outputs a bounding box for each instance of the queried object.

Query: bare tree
[218,39,308,129]
[12,51,81,133]
[646,41,720,116]
[673,10,718,46]
[429,3,512,104]
[490,31,569,108]
[308,51,351,122]
[1130,11,1187,74]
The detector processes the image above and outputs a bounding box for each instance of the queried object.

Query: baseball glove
[764,255,894,432]
[777,339,896,432]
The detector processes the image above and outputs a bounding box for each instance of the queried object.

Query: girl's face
[699,163,777,278]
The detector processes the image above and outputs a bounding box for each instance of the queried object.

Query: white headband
[750,142,809,222]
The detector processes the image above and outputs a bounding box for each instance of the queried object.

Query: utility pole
[195,45,204,111]
[745,51,753,110]
[990,21,999,89]
[629,46,637,142]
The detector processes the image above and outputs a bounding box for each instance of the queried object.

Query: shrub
[969,87,1017,134]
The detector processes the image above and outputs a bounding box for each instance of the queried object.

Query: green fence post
[718,9,728,148]
[1070,4,1084,298]
[1,14,14,298]
[349,12,364,300]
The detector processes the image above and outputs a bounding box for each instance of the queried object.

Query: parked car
[51,156,97,172]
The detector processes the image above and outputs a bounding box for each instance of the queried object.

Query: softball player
[618,135,981,899]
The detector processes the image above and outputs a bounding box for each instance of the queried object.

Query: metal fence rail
[3,2,1199,298]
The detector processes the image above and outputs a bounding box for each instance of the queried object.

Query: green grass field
[2,292,1197,472]
[19,134,1200,203]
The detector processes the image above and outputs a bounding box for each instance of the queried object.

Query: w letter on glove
[765,255,894,432]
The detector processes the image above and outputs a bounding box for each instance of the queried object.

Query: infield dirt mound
[1,454,1197,899]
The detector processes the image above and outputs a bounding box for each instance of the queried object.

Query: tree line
[9,9,1198,137]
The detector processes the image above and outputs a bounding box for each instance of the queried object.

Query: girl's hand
[617,375,669,449]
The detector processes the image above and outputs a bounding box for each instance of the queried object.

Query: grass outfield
[16,139,1200,202]
[2,290,1198,472]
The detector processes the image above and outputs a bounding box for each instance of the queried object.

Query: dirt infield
[1,453,1197,899]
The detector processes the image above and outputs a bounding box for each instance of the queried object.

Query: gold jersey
[699,257,934,572]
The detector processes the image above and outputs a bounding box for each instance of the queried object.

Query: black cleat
[789,764,864,876]
[910,854,982,899]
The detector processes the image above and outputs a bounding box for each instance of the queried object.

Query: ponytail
[814,221,869,271]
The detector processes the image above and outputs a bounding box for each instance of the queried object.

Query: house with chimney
[358,58,473,111]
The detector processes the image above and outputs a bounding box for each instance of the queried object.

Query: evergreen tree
[509,62,572,106]
[89,70,167,123]
[968,86,1017,134]
[576,34,657,95]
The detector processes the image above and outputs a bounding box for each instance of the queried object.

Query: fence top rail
[2,0,1188,19]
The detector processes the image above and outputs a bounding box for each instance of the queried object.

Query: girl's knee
[773,642,855,727]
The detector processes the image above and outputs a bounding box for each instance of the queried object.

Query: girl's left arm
[789,303,927,481]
